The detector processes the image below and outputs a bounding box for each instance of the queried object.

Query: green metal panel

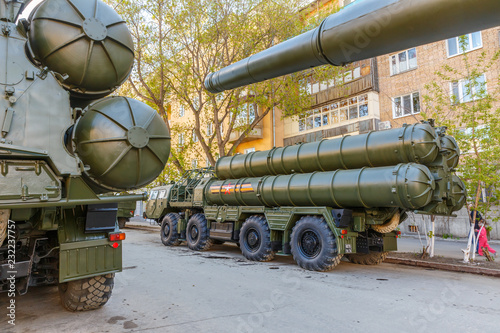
[206,163,436,210]
[265,210,293,231]
[205,0,500,93]
[0,160,61,204]
[383,234,398,252]
[216,123,439,179]
[59,239,122,283]
[117,200,136,218]
[0,0,26,22]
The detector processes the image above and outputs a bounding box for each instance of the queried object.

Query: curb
[385,256,500,278]
[399,234,500,245]
[124,223,160,231]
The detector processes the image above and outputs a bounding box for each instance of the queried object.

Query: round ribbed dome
[441,136,460,169]
[451,175,466,212]
[29,0,134,99]
[74,97,170,192]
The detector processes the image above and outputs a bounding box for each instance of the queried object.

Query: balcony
[228,124,263,143]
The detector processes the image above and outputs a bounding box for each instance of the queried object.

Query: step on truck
[0,0,170,311]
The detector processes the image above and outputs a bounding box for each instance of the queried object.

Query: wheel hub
[190,225,199,240]
[163,223,170,237]
[245,228,260,252]
[299,230,321,258]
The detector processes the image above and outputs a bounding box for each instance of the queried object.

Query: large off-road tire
[161,213,181,246]
[239,215,275,262]
[118,217,128,229]
[290,216,342,272]
[186,213,213,251]
[346,252,388,265]
[59,273,114,312]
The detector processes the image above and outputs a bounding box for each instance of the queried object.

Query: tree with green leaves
[106,0,340,184]
[422,36,500,260]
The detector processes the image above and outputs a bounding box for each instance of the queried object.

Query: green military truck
[117,201,137,229]
[143,0,500,272]
[0,0,170,311]
[144,122,466,271]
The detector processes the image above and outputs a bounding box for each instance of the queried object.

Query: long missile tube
[215,123,458,180]
[205,0,500,93]
[207,163,438,210]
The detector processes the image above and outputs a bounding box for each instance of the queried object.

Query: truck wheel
[290,216,342,272]
[59,273,114,311]
[161,213,181,246]
[239,215,275,262]
[118,217,128,229]
[346,252,388,265]
[186,214,213,251]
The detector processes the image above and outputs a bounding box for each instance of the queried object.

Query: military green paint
[73,97,171,192]
[29,0,135,99]
[0,0,171,293]
[206,164,435,210]
[216,123,440,179]
[59,239,122,283]
[205,0,500,93]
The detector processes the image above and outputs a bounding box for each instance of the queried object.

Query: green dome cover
[74,97,171,192]
[29,0,134,99]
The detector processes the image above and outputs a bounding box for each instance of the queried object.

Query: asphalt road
[2,227,500,333]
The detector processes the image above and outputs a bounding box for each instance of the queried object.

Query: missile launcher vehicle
[144,0,500,271]
[0,0,170,311]
[146,122,465,271]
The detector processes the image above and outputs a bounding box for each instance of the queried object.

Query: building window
[236,103,257,126]
[192,159,198,169]
[304,66,364,95]
[207,123,213,136]
[244,147,256,154]
[299,94,369,132]
[193,96,200,110]
[393,92,420,118]
[450,74,487,104]
[447,32,482,57]
[192,130,198,143]
[179,104,185,117]
[390,48,417,75]
[178,133,185,146]
[206,156,211,167]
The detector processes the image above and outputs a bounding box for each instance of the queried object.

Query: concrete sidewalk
[397,235,499,259]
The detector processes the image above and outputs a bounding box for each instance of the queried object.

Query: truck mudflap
[338,232,398,255]
[59,239,122,283]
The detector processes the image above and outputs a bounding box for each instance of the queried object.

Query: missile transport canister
[143,0,488,272]
[206,164,437,210]
[0,0,170,310]
[215,123,446,179]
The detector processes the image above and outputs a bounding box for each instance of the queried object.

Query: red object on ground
[478,228,496,256]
